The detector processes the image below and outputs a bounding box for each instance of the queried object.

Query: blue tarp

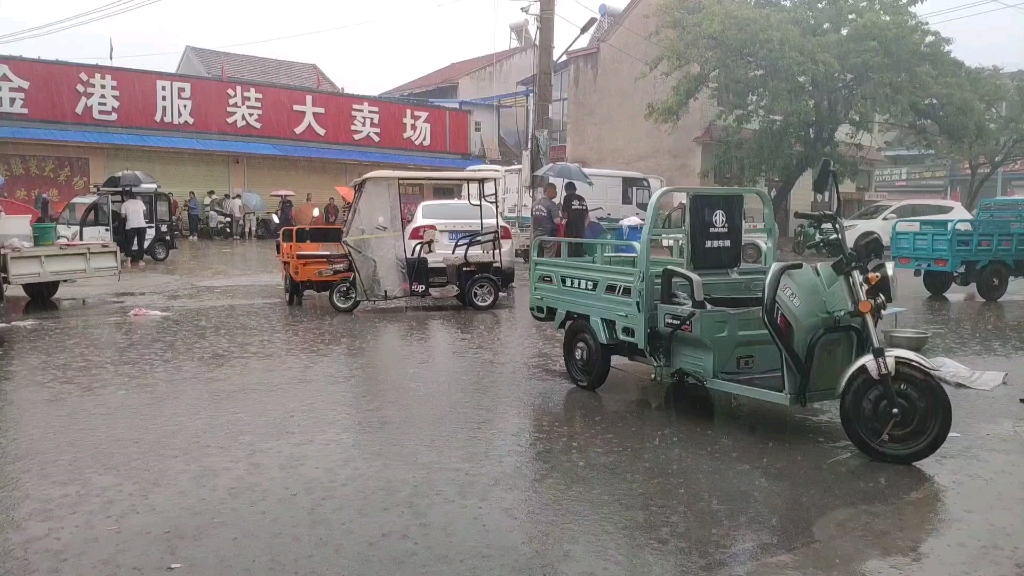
[0,126,478,169]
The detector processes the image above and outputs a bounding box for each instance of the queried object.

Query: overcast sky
[1,0,1022,96]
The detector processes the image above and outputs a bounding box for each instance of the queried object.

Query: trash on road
[128,308,171,317]
[166,564,183,571]
[930,357,1007,391]
[949,432,962,437]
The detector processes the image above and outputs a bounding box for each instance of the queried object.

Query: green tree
[912,67,1024,210]
[646,0,954,208]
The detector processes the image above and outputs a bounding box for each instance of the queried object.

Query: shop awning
[0,126,478,169]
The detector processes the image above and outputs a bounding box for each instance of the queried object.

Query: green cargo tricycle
[529,160,952,464]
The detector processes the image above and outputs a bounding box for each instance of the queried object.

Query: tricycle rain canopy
[342,177,409,300]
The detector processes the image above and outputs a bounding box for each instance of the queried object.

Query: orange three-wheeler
[277,225,358,311]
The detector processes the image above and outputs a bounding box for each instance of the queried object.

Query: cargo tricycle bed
[891,197,1024,301]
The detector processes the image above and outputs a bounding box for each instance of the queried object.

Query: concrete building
[381,26,535,164]
[0,50,474,210]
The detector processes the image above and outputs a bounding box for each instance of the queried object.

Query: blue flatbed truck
[891,197,1024,301]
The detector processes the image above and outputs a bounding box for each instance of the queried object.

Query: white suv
[842,199,972,248]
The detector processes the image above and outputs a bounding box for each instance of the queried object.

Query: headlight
[844,223,858,231]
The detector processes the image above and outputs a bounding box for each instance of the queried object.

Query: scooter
[792,213,841,256]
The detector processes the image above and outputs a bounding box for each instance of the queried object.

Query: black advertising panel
[688,194,743,270]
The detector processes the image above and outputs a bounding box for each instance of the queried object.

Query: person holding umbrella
[561,181,590,257]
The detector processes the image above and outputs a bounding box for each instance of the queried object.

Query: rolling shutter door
[243,157,355,208]
[104,149,230,197]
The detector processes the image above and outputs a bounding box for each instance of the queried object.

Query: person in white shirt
[121,192,148,267]
[228,194,244,239]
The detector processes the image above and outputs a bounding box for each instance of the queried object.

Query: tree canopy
[646,0,955,207]
[910,66,1024,210]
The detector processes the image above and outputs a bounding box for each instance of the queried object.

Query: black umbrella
[102,170,158,189]
[533,162,593,185]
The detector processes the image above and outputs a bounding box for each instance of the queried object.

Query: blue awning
[0,126,478,169]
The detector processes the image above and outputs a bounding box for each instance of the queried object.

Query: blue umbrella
[533,162,593,185]
[240,191,266,211]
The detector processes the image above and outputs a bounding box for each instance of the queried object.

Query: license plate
[448,231,474,242]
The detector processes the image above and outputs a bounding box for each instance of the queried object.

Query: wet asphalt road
[0,241,1021,576]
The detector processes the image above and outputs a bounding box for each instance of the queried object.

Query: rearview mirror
[313,207,321,218]
[272,213,280,224]
[884,213,898,221]
[812,159,834,196]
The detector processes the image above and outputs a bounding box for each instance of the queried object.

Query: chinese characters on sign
[0,154,90,204]
[75,72,120,121]
[293,94,325,136]
[402,109,430,147]
[0,57,470,154]
[0,64,29,115]
[155,80,193,125]
[704,240,732,248]
[226,85,263,129]
[351,102,380,142]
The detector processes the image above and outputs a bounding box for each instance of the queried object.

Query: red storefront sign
[0,153,90,203]
[0,57,470,155]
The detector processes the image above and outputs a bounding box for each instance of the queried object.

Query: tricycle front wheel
[840,361,951,465]
[563,320,611,391]
[329,280,360,313]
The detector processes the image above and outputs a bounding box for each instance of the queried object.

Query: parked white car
[404,200,516,277]
[842,199,972,248]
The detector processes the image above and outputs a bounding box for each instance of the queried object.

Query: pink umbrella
[270,190,295,198]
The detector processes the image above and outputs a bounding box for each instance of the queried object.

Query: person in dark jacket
[324,197,340,225]
[560,182,589,257]
[278,198,294,227]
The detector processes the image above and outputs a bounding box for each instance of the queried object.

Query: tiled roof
[381,46,528,96]
[179,46,342,92]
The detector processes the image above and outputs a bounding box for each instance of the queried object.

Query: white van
[547,168,658,220]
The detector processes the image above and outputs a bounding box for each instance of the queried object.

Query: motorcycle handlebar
[793,210,840,223]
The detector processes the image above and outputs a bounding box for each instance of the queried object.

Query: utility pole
[530,0,555,190]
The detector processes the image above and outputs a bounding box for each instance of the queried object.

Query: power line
[0,0,165,45]
[919,0,998,18]
[929,0,1024,23]
[0,0,138,41]
[71,0,470,62]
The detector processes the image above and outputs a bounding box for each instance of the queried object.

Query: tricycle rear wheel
[976,263,1009,301]
[922,270,954,296]
[840,360,951,465]
[563,320,612,391]
[466,276,500,311]
[23,281,60,301]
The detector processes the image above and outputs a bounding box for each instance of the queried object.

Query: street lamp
[556,17,598,62]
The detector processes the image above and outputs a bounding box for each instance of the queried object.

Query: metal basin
[883,328,931,352]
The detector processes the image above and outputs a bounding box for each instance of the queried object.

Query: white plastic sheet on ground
[930,357,1007,391]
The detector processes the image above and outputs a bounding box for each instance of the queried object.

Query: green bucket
[32,223,57,246]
